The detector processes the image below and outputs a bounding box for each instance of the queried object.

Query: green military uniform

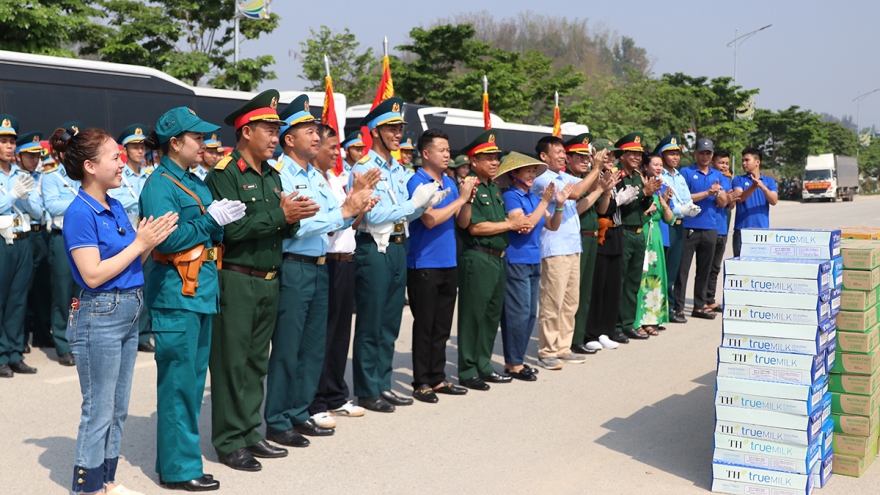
[139,108,223,482]
[204,90,298,457]
[614,133,654,334]
[456,130,509,381]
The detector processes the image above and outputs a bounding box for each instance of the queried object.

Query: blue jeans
[500,262,540,365]
[68,288,143,494]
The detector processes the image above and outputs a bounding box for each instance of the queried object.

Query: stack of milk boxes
[711,228,841,495]
[828,235,880,477]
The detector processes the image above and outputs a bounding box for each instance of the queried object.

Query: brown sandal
[643,326,660,336]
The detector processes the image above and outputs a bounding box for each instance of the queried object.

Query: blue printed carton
[723,289,833,316]
[722,319,835,356]
[717,348,825,386]
[723,303,831,327]
[715,405,824,438]
[811,453,833,488]
[714,419,823,446]
[740,228,842,259]
[715,376,828,417]
[713,432,822,474]
[723,274,831,295]
[831,256,844,288]
[711,462,813,494]
[725,258,832,284]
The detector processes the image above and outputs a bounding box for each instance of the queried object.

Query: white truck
[801,154,859,202]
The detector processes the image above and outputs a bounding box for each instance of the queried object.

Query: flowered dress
[635,194,675,327]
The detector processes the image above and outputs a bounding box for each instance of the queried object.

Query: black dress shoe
[33,339,55,348]
[669,312,688,324]
[23,343,30,354]
[138,341,155,352]
[162,475,220,491]
[433,381,468,395]
[571,344,598,355]
[413,385,438,403]
[159,474,215,485]
[460,376,490,391]
[0,364,12,378]
[504,368,537,382]
[58,353,76,367]
[522,364,539,375]
[657,325,667,331]
[358,396,395,413]
[481,372,512,383]
[380,390,414,406]
[294,419,334,437]
[691,309,716,320]
[246,439,288,458]
[265,428,310,448]
[218,448,261,472]
[10,361,37,374]
[609,332,630,344]
[622,328,650,340]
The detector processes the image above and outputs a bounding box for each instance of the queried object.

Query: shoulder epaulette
[356,155,371,165]
[214,156,232,171]
[43,165,59,174]
[270,160,283,174]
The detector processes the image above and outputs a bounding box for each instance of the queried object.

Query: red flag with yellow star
[322,75,344,177]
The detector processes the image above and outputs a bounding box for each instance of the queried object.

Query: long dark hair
[48,127,113,181]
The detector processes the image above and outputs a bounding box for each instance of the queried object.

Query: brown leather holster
[598,217,614,246]
[152,244,224,297]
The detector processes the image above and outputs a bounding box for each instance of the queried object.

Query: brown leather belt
[469,245,505,258]
[30,224,43,231]
[357,232,405,244]
[13,232,28,240]
[580,230,598,237]
[326,252,355,262]
[283,253,326,265]
[674,219,682,225]
[622,226,643,234]
[224,262,277,280]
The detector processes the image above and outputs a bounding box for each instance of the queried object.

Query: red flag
[482,92,491,130]
[552,105,562,138]
[361,55,395,153]
[322,75,344,177]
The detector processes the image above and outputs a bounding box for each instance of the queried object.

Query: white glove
[427,187,451,207]
[615,185,639,206]
[207,199,248,226]
[11,174,34,200]
[680,202,702,217]
[410,181,440,209]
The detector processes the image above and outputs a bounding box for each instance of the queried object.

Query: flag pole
[324,54,330,78]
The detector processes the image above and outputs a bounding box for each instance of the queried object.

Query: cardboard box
[723,334,826,357]
[723,274,830,295]
[724,258,832,280]
[840,288,877,311]
[740,228,841,257]
[830,350,880,375]
[723,304,831,327]
[831,408,880,436]
[811,453,833,488]
[836,306,877,331]
[840,227,880,240]
[842,267,880,290]
[833,424,880,457]
[832,256,844,288]
[714,433,821,474]
[715,420,823,446]
[740,243,837,260]
[716,376,828,416]
[715,405,823,434]
[711,462,813,492]
[822,392,833,422]
[841,242,880,270]
[825,348,835,374]
[831,435,878,477]
[718,348,825,386]
[836,323,880,353]
[828,372,880,396]
[724,318,835,339]
[831,387,880,416]
[820,417,834,456]
[723,289,832,312]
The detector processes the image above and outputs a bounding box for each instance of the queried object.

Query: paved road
[7,196,880,494]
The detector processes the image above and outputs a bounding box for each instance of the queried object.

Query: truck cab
[801,154,858,202]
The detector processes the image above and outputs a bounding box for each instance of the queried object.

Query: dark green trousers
[138,257,154,344]
[352,236,407,398]
[457,249,505,381]
[27,229,52,344]
[153,308,211,482]
[210,269,279,457]
[0,239,33,365]
[49,230,77,356]
[572,234,599,345]
[617,229,646,333]
[265,259,328,432]
[665,222,683,308]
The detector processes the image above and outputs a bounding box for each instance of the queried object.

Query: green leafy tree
[86,0,279,91]
[297,26,380,105]
[752,106,828,171]
[0,0,109,56]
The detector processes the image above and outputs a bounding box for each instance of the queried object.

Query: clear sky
[241,0,880,130]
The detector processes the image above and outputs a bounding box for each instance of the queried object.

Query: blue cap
[204,132,222,149]
[0,114,19,136]
[341,131,365,150]
[399,134,415,150]
[156,107,220,144]
[15,131,42,153]
[278,95,317,136]
[359,97,406,131]
[656,134,682,154]
[117,124,150,146]
[59,121,84,136]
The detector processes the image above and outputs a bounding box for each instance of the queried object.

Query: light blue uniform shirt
[660,166,691,219]
[279,155,352,256]
[531,169,582,258]
[109,164,149,218]
[41,166,80,227]
[192,165,209,182]
[349,149,424,229]
[0,164,44,231]
[29,170,47,225]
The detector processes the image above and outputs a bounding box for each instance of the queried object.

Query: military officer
[456,129,531,391]
[15,132,52,350]
[0,115,38,377]
[348,97,445,413]
[193,133,223,181]
[614,133,662,340]
[656,134,692,323]
[340,131,366,174]
[205,89,319,472]
[264,96,378,445]
[399,134,415,170]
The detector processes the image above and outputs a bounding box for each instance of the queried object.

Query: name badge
[243,184,257,190]
[296,184,307,189]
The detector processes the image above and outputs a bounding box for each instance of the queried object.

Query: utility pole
[726,24,772,175]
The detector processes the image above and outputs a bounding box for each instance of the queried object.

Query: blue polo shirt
[406,169,460,269]
[681,164,723,231]
[63,189,144,291]
[732,173,777,230]
[503,186,545,264]
[715,174,732,234]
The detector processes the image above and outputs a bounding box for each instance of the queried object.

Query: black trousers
[675,229,718,313]
[733,229,742,258]
[310,257,356,415]
[585,253,623,341]
[706,234,728,305]
[407,267,457,389]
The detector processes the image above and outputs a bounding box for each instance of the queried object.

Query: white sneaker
[331,401,366,417]
[598,335,620,349]
[106,486,146,495]
[585,341,603,351]
[312,411,337,428]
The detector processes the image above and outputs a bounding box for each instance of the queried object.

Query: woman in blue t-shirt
[496,152,570,381]
[49,126,178,495]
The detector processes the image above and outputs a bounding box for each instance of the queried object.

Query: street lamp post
[854,88,880,158]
